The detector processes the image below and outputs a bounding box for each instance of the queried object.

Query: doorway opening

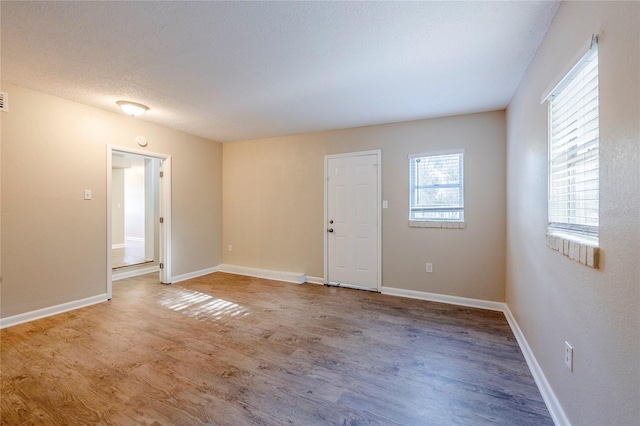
[111,153,158,269]
[107,145,172,299]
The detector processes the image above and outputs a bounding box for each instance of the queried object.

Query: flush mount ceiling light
[116,100,149,117]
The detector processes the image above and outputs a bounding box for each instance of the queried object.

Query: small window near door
[409,150,464,228]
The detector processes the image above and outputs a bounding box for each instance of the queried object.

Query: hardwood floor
[1,273,552,425]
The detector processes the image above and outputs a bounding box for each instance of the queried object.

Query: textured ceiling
[1,1,559,143]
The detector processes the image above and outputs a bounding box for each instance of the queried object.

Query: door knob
[327,228,334,233]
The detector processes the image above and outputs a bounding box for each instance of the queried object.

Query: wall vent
[0,91,8,112]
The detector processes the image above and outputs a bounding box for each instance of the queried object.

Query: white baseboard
[217,264,306,284]
[112,243,126,249]
[0,294,109,329]
[112,265,160,281]
[125,236,144,242]
[504,306,569,426]
[305,275,325,285]
[171,266,219,284]
[381,286,506,312]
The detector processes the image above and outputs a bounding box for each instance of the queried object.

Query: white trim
[381,286,506,312]
[541,34,598,103]
[125,236,145,242]
[171,266,220,284]
[326,149,382,159]
[107,150,114,298]
[110,144,169,159]
[546,229,598,248]
[305,275,325,285]
[408,148,465,159]
[112,243,126,249]
[546,233,599,269]
[409,220,466,229]
[112,265,160,281]
[327,282,377,292]
[0,294,108,329]
[324,150,382,291]
[504,306,570,426]
[217,264,306,284]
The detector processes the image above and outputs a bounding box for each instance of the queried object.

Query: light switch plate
[564,341,573,371]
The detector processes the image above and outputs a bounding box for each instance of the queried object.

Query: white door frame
[323,150,382,291]
[107,145,172,298]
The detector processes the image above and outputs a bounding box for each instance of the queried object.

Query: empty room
[1,1,638,425]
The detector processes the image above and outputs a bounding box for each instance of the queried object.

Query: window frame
[545,37,599,243]
[408,149,465,224]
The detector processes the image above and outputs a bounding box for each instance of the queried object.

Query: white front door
[325,151,381,291]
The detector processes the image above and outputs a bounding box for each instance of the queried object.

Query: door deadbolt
[327,228,334,233]
[329,220,334,224]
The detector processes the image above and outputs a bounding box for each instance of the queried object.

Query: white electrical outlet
[228,244,233,252]
[426,263,433,273]
[564,341,574,371]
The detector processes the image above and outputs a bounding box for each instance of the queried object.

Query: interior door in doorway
[159,157,172,284]
[326,152,380,291]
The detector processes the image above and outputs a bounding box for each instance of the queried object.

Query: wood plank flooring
[1,273,552,425]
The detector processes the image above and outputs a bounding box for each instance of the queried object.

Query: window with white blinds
[547,42,599,238]
[409,151,464,221]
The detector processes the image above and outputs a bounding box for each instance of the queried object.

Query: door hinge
[160,263,164,269]
[160,171,164,178]
[159,217,164,224]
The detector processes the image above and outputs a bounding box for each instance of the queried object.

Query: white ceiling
[1,1,559,143]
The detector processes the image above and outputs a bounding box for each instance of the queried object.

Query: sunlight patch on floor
[158,288,249,321]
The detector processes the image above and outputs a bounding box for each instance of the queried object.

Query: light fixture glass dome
[116,100,149,117]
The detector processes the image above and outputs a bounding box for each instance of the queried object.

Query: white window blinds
[409,151,464,221]
[547,39,599,238]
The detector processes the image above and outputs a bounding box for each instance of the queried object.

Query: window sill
[546,232,599,269]
[409,221,465,229]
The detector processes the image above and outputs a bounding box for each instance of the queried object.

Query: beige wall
[506,2,639,424]
[224,111,506,301]
[0,83,223,318]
